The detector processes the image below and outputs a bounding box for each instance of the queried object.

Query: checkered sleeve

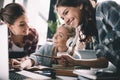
[24,28,39,55]
[95,1,120,69]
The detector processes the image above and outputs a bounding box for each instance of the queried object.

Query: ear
[66,37,74,48]
[79,4,83,10]
[7,23,13,30]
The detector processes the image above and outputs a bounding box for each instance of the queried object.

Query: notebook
[0,24,9,80]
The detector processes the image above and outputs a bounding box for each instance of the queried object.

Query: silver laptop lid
[0,24,9,80]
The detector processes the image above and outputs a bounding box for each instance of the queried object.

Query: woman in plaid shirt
[55,0,120,72]
[0,3,39,69]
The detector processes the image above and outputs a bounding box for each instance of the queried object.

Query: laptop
[0,24,52,80]
[75,50,97,59]
[9,70,51,80]
[0,24,9,80]
[9,51,27,58]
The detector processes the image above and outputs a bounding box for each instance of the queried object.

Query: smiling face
[57,6,82,28]
[8,14,29,36]
[53,26,68,48]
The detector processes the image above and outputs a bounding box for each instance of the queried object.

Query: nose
[25,23,29,30]
[64,18,70,25]
[53,34,57,39]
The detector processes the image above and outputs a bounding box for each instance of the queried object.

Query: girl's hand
[58,55,76,67]
[9,59,20,69]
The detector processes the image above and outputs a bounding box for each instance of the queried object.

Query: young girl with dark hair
[55,0,120,72]
[0,3,39,69]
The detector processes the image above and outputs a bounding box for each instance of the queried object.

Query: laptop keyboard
[9,71,29,80]
[9,69,53,80]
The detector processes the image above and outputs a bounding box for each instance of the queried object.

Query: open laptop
[0,24,9,80]
[76,50,97,59]
[0,24,52,80]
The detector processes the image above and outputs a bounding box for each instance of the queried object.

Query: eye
[64,10,68,15]
[61,17,64,20]
[19,22,27,27]
[58,34,63,38]
[57,32,65,39]
[19,23,25,27]
[63,10,69,16]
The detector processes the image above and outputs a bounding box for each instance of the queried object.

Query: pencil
[34,54,59,59]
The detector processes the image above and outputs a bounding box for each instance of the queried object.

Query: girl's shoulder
[97,1,119,9]
[41,43,53,49]
[26,27,39,39]
[23,27,39,43]
[28,27,38,35]
[96,1,120,18]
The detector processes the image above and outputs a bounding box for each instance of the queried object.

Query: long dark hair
[55,0,98,42]
[0,3,25,25]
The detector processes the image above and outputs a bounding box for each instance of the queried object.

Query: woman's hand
[58,55,76,67]
[9,59,24,70]
[9,56,30,70]
[17,56,29,62]
[9,58,33,71]
[9,59,20,69]
[13,61,26,70]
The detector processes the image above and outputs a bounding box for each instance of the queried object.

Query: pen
[34,54,59,59]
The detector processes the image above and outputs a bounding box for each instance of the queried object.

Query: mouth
[23,30,28,34]
[70,18,74,27]
[23,31,26,33]
[53,41,57,44]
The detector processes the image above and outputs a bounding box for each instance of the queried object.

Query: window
[4,0,51,45]
[26,0,51,45]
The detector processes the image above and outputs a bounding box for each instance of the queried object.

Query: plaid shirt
[9,28,39,56]
[95,1,120,70]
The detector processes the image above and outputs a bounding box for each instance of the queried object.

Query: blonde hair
[60,24,76,39]
[52,24,76,64]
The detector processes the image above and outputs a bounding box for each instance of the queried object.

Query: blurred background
[0,0,120,46]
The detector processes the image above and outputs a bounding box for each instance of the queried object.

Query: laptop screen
[0,24,9,80]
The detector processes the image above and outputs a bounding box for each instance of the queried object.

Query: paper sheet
[16,70,51,79]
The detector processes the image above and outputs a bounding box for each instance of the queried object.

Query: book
[73,69,119,80]
[52,64,77,76]
[73,69,97,79]
[26,65,77,77]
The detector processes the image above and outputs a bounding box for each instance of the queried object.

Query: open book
[26,65,77,77]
